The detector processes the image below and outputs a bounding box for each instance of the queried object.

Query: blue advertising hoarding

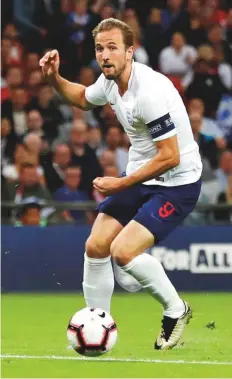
[1,225,232,292]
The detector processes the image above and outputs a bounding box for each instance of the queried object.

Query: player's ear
[126,46,134,61]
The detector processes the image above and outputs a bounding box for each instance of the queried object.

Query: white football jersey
[85,62,202,186]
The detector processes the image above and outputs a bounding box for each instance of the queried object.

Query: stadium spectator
[1,117,18,166]
[78,66,96,87]
[2,162,51,203]
[216,150,232,192]
[126,18,149,65]
[57,103,98,145]
[28,84,63,142]
[88,126,105,156]
[3,133,45,183]
[175,0,207,48]
[13,0,51,53]
[213,47,232,91]
[26,52,40,72]
[192,44,232,91]
[225,175,232,205]
[214,174,232,222]
[144,8,164,69]
[207,23,232,65]
[185,58,227,117]
[66,0,91,44]
[190,112,219,171]
[160,0,184,36]
[43,144,71,194]
[1,76,11,103]
[2,87,28,137]
[99,3,115,20]
[202,0,228,27]
[55,165,92,223]
[225,8,232,42]
[216,94,232,148]
[99,149,116,170]
[105,126,128,175]
[26,110,45,138]
[103,164,119,178]
[73,101,99,129]
[214,152,232,221]
[1,37,15,71]
[2,23,24,66]
[70,120,103,197]
[15,198,45,226]
[66,0,98,68]
[187,98,226,149]
[27,69,44,98]
[122,8,139,25]
[6,66,24,89]
[190,112,222,203]
[159,32,197,77]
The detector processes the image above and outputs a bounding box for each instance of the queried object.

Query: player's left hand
[93,177,125,195]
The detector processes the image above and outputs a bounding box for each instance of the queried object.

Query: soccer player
[40,18,202,350]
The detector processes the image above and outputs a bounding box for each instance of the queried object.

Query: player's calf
[110,243,131,266]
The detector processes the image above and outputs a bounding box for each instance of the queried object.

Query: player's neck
[116,61,133,97]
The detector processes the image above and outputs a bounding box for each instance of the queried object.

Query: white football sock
[121,253,185,318]
[82,253,114,314]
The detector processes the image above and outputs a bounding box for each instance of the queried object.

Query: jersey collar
[120,60,135,99]
[128,60,135,91]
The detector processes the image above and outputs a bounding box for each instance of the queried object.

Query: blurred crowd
[1,0,232,226]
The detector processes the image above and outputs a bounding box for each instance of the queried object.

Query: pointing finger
[50,50,58,58]
[39,52,51,66]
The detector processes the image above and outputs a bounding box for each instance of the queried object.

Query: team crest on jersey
[126,108,134,126]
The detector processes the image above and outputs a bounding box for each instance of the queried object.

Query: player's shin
[120,253,184,318]
[82,253,114,314]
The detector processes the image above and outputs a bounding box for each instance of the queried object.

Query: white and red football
[67,307,118,357]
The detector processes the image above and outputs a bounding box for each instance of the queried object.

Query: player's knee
[110,241,130,266]
[85,237,109,259]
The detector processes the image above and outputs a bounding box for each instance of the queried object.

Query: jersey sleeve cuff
[152,128,177,142]
[85,87,107,106]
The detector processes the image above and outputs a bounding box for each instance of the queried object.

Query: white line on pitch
[1,354,232,366]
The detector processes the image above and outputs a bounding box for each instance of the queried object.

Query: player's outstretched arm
[39,50,93,111]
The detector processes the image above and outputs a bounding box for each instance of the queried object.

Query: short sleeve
[139,94,177,142]
[85,74,108,106]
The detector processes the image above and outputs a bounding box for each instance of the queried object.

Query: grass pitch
[1,293,232,378]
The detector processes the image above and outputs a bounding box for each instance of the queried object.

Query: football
[67,307,118,357]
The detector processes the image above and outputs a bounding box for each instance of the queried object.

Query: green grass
[1,293,232,378]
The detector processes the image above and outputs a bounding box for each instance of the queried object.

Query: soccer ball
[67,307,118,357]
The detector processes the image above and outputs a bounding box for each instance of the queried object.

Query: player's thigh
[110,220,154,266]
[85,212,123,258]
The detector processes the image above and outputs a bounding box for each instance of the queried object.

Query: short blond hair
[92,18,133,48]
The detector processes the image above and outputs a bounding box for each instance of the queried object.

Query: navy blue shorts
[97,179,201,243]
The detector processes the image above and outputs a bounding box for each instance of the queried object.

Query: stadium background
[1,1,232,378]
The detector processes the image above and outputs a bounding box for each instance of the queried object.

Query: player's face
[95,28,133,80]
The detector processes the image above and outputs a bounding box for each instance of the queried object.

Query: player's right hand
[39,50,60,79]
